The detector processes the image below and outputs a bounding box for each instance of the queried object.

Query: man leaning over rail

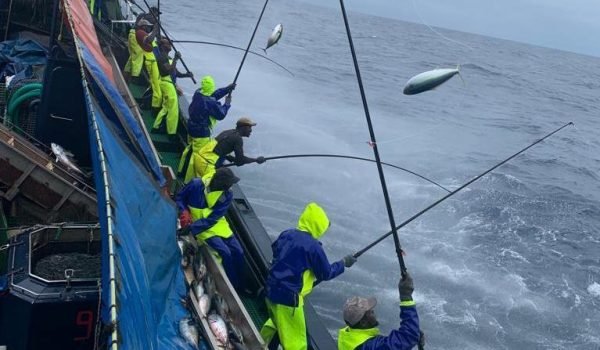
[175,168,246,291]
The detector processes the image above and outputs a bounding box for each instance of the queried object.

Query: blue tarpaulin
[0,39,47,81]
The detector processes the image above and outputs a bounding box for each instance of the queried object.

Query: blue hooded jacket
[187,76,233,138]
[266,203,345,307]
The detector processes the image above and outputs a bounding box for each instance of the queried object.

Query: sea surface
[161,0,600,348]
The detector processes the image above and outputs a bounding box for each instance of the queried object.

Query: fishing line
[140,0,197,84]
[353,121,573,258]
[410,0,474,51]
[223,153,451,192]
[172,40,294,76]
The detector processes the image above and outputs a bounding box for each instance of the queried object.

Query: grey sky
[300,0,600,57]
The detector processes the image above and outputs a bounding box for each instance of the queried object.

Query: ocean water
[162,0,600,348]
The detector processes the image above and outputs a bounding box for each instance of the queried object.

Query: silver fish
[403,66,460,95]
[208,313,229,347]
[227,322,244,344]
[180,234,199,255]
[178,240,190,267]
[199,294,211,318]
[179,317,200,350]
[193,253,207,281]
[263,23,283,53]
[192,279,204,299]
[50,143,86,176]
[204,274,216,297]
[212,293,230,320]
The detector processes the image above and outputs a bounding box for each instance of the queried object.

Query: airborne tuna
[403,66,460,95]
[263,23,283,53]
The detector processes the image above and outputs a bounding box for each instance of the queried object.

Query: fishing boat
[0,0,336,348]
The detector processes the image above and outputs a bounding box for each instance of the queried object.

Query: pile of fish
[177,234,248,350]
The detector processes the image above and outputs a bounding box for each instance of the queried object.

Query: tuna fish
[403,66,460,95]
[199,294,211,318]
[50,143,86,176]
[212,293,230,320]
[193,253,207,281]
[208,313,229,347]
[263,23,283,53]
[179,317,200,349]
[192,279,204,299]
[227,322,244,345]
[204,274,216,297]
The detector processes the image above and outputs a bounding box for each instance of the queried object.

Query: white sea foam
[587,282,600,297]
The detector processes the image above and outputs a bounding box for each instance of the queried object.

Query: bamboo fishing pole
[222,153,451,192]
[338,0,408,274]
[140,0,197,84]
[231,0,270,87]
[353,122,574,258]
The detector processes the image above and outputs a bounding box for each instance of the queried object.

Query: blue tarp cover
[0,39,47,80]
[78,45,192,349]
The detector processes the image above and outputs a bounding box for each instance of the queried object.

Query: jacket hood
[200,75,216,96]
[297,202,330,240]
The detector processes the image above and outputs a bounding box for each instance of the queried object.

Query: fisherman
[151,38,193,137]
[338,272,421,350]
[178,76,236,180]
[260,202,357,350]
[135,19,162,115]
[190,117,266,182]
[123,19,147,83]
[135,6,161,26]
[175,168,246,291]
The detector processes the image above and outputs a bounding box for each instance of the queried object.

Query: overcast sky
[301,0,600,57]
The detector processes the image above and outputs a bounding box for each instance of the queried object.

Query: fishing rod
[140,0,197,84]
[231,0,269,87]
[338,0,408,274]
[223,153,451,192]
[172,40,294,76]
[353,121,574,258]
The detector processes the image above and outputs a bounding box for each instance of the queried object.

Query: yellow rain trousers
[189,139,219,183]
[143,47,162,108]
[124,29,144,77]
[178,136,211,183]
[260,203,332,350]
[153,71,179,135]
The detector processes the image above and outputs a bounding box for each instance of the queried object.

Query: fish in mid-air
[403,66,461,95]
[51,143,86,176]
[263,23,283,54]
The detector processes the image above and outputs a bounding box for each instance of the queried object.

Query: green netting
[241,295,269,329]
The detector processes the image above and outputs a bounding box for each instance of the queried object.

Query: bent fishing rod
[232,0,270,87]
[140,0,197,84]
[224,154,450,192]
[354,121,574,258]
[172,40,294,76]
[338,0,408,274]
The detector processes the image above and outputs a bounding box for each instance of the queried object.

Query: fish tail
[262,48,268,55]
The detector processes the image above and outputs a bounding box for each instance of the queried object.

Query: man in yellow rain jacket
[260,203,357,350]
[338,273,421,350]
[175,168,245,290]
[135,19,162,114]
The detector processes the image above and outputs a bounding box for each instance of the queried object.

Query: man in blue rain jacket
[175,168,245,290]
[179,76,236,181]
[338,272,422,350]
[260,202,357,350]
